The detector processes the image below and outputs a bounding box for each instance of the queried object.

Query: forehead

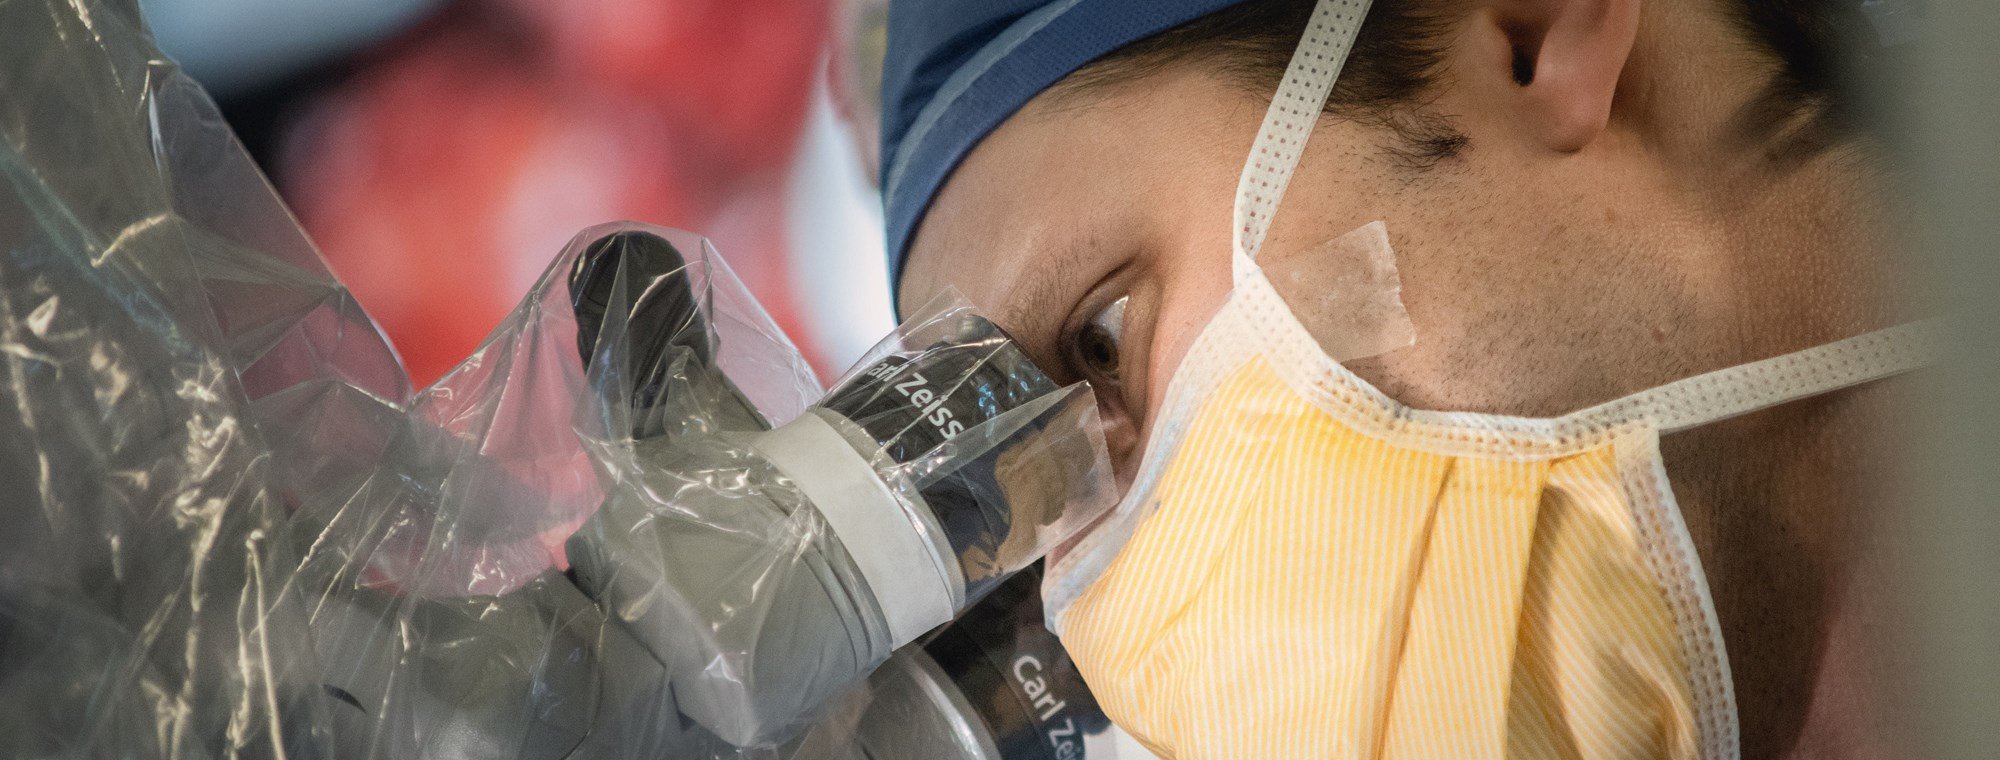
[897,68,1261,316]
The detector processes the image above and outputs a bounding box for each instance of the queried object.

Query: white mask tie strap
[1570,320,1936,435]
[1232,0,1373,281]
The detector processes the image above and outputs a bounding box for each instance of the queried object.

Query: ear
[1483,0,1642,152]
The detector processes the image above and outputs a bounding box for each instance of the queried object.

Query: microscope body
[302,226,1118,757]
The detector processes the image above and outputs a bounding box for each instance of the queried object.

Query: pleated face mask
[1039,1,1932,758]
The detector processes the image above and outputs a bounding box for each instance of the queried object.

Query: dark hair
[1058,0,1876,167]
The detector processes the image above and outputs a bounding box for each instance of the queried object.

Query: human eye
[1068,295,1127,388]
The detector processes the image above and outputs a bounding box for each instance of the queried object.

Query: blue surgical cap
[879,0,1251,291]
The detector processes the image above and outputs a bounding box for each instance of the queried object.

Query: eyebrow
[996,236,1107,352]
[1000,238,1112,332]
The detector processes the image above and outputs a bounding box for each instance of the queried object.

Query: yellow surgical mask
[1040,2,1931,758]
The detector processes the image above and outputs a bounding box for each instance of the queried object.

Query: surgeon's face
[898,31,1910,756]
[900,68,1262,466]
[898,60,1612,466]
[898,60,1860,472]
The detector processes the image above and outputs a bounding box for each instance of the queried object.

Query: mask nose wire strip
[1232,0,1374,274]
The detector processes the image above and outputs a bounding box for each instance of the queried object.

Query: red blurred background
[160,0,894,386]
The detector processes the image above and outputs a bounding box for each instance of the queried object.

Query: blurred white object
[787,80,897,369]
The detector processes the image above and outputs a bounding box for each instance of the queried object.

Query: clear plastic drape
[0,3,1120,757]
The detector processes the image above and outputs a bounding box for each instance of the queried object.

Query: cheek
[1140,259,1234,433]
